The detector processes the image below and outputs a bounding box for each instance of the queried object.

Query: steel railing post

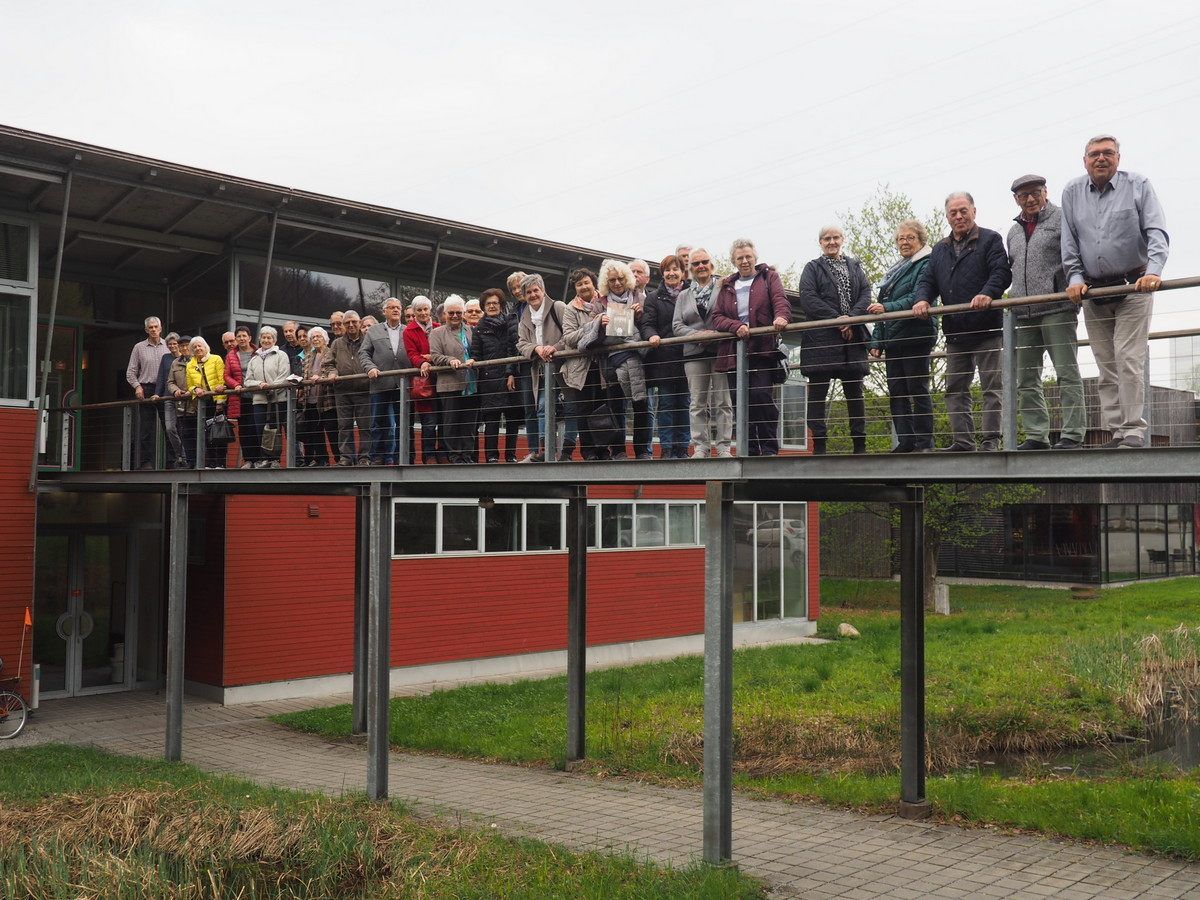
[285,390,297,468]
[194,398,206,470]
[398,377,410,466]
[542,359,557,461]
[735,342,749,458]
[1001,310,1017,449]
[121,407,132,471]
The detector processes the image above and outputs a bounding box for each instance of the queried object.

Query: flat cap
[1010,174,1047,193]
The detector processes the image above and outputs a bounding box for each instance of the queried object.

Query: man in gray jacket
[359,297,412,466]
[1007,174,1084,450]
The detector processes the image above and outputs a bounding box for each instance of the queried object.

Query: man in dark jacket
[359,297,413,466]
[915,192,1012,451]
[1006,174,1083,451]
[320,310,370,465]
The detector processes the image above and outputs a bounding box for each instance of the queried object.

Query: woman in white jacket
[242,325,293,468]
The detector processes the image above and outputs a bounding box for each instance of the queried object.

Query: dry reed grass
[0,787,484,898]
[661,711,1110,777]
[1125,626,1200,724]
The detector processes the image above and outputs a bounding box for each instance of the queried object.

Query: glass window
[240,260,391,322]
[756,503,782,619]
[668,503,696,545]
[442,504,480,553]
[0,223,30,283]
[782,502,807,618]
[636,503,666,548]
[171,259,230,332]
[0,293,30,400]
[393,502,437,555]
[731,504,755,623]
[527,503,563,551]
[484,503,522,553]
[1104,504,1138,582]
[600,503,633,549]
[586,503,597,549]
[1139,504,1167,578]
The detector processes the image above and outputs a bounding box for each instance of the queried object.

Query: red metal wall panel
[0,409,37,696]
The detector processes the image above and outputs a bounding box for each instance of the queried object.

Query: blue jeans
[650,372,690,457]
[370,389,404,464]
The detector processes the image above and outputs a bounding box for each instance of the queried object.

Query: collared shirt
[385,320,403,355]
[126,338,169,388]
[951,225,980,258]
[1060,169,1169,286]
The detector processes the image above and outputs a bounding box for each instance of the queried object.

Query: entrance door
[34,531,133,697]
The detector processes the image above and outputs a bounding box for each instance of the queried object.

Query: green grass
[276,579,1200,858]
[0,744,761,898]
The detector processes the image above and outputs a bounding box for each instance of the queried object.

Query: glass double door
[35,531,133,697]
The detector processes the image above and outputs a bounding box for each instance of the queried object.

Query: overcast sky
[4,0,1198,380]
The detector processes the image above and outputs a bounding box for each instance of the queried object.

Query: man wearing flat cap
[1006,175,1084,450]
[1061,134,1169,449]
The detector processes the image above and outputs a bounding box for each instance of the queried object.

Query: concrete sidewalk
[10,691,1200,899]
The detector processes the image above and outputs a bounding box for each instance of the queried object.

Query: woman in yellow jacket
[185,336,227,468]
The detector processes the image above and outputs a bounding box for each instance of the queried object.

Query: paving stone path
[10,691,1200,899]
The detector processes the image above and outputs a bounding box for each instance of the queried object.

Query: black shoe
[940,442,975,452]
[1017,439,1051,451]
[979,440,1000,452]
[852,439,867,455]
[1052,438,1083,450]
[1098,437,1124,449]
[890,444,913,454]
[486,456,500,463]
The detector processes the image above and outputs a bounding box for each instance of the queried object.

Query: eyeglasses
[447,311,463,317]
[1015,189,1045,201]
[1086,149,1117,159]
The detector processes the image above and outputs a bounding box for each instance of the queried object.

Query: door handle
[55,612,73,640]
[78,611,94,640]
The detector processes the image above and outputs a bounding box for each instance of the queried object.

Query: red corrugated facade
[0,408,36,697]
[216,487,820,689]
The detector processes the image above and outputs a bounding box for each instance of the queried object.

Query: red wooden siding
[0,408,37,696]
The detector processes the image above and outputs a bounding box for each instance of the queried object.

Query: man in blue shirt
[1061,134,1169,449]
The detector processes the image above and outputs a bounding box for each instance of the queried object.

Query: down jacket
[796,255,872,377]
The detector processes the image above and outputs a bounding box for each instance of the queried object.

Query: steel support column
[253,211,279,334]
[735,343,749,458]
[898,486,930,819]
[365,482,392,799]
[29,168,73,491]
[351,489,370,734]
[165,483,190,761]
[566,489,588,762]
[1001,310,1018,449]
[703,480,735,863]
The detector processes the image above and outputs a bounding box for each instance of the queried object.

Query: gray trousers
[945,332,1002,448]
[1082,292,1152,441]
[334,388,370,462]
[1016,310,1085,443]
[684,355,731,455]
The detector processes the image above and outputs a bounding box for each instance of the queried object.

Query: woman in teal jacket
[868,220,937,452]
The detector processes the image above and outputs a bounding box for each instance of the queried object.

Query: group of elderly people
[130,134,1167,465]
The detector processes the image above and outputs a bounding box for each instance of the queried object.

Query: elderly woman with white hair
[711,238,792,456]
[797,225,873,455]
[242,325,293,468]
[514,274,567,462]
[299,325,337,466]
[597,258,651,458]
[403,295,444,464]
[464,297,484,327]
[426,294,479,463]
[184,336,228,468]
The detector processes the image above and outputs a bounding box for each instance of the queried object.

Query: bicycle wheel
[0,690,27,739]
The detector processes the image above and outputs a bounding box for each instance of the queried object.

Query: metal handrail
[48,275,1200,413]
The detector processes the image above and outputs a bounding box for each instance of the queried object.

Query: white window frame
[586,499,704,552]
[0,211,39,407]
[740,500,809,622]
[392,497,568,558]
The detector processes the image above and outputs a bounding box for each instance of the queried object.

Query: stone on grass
[837,623,860,638]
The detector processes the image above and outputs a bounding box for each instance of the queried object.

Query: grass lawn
[0,744,761,898]
[276,579,1200,858]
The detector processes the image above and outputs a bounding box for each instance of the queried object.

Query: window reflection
[240,260,391,321]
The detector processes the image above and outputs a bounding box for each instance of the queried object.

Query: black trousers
[727,355,780,456]
[884,337,935,450]
[478,367,521,461]
[806,370,867,441]
[441,393,480,463]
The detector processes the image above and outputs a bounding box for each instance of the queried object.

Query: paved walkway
[9,691,1200,899]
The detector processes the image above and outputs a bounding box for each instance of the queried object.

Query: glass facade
[937,504,1196,584]
[0,292,30,400]
[732,501,809,623]
[239,259,391,322]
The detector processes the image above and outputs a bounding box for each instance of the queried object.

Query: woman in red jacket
[402,296,445,464]
[711,238,792,456]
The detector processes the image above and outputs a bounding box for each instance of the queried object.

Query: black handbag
[586,403,624,451]
[767,346,790,385]
[199,365,233,443]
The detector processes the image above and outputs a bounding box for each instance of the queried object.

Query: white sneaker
[715,447,733,458]
[691,446,710,459]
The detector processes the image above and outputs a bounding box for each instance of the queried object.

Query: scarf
[456,326,476,397]
[529,302,546,346]
[877,244,932,302]
[692,279,715,319]
[664,282,683,301]
[255,345,274,358]
[822,255,853,315]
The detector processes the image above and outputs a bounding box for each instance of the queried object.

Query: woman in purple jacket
[711,238,792,456]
